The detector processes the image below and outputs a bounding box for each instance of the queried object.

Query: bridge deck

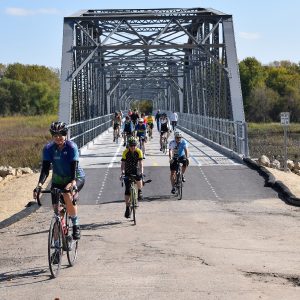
[77,127,277,205]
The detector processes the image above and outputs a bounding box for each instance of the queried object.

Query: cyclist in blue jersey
[33,121,85,240]
[135,118,147,159]
[122,115,134,146]
[169,131,189,194]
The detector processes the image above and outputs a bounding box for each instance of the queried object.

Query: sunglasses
[52,134,66,138]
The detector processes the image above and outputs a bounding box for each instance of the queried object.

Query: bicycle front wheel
[177,169,183,200]
[48,217,63,278]
[130,186,137,225]
[66,214,78,266]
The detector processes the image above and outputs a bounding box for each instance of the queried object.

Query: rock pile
[258,155,300,175]
[0,166,35,183]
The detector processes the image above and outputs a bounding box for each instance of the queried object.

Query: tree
[0,86,12,115]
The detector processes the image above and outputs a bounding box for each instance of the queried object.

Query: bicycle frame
[173,159,183,200]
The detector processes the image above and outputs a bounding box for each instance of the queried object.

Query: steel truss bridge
[59,8,248,157]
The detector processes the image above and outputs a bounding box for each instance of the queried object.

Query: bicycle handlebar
[35,187,76,206]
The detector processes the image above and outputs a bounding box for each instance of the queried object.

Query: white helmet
[138,118,144,122]
[174,131,183,138]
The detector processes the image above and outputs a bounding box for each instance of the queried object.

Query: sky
[0,0,299,69]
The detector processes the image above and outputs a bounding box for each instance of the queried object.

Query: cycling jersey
[122,121,134,133]
[159,118,170,132]
[135,123,147,137]
[169,139,188,158]
[43,140,85,185]
[121,148,143,175]
[146,116,154,124]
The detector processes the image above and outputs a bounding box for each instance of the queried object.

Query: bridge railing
[68,114,113,148]
[177,113,249,158]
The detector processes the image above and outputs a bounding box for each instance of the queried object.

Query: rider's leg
[170,170,176,187]
[136,179,143,200]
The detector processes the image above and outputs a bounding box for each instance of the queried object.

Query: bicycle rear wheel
[66,213,78,266]
[48,217,63,278]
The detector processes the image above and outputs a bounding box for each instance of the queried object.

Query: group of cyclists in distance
[33,109,189,237]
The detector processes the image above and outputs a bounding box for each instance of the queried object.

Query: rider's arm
[70,160,78,181]
[121,160,125,174]
[138,159,143,175]
[38,160,51,185]
[169,149,173,159]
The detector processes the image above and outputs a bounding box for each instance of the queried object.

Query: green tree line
[0,63,60,116]
[1,60,300,122]
[239,58,300,122]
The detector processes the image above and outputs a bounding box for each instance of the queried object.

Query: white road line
[96,141,123,205]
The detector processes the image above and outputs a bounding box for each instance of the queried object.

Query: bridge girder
[59,7,244,125]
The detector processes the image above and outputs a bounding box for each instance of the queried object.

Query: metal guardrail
[68,114,113,148]
[175,112,249,157]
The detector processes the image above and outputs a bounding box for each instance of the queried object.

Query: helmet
[174,131,183,138]
[128,137,137,146]
[49,121,68,136]
[138,118,144,122]
[162,113,167,117]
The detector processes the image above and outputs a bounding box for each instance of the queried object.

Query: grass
[1,116,300,168]
[0,115,57,168]
[247,122,300,161]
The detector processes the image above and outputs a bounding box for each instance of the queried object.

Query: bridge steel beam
[59,7,248,155]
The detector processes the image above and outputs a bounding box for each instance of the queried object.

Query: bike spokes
[48,218,63,278]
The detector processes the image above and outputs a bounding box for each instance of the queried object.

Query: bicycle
[161,133,168,154]
[36,188,79,278]
[121,175,151,225]
[173,158,183,200]
[147,124,153,140]
[113,126,120,143]
[138,136,146,158]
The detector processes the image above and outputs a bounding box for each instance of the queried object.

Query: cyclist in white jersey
[169,131,189,194]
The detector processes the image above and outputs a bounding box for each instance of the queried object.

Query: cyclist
[130,109,140,126]
[159,113,171,151]
[170,110,178,131]
[155,109,161,131]
[135,118,147,159]
[122,115,134,146]
[121,137,144,218]
[112,111,122,142]
[33,121,85,239]
[146,113,155,139]
[169,131,189,194]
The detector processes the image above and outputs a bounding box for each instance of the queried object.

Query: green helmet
[128,136,137,146]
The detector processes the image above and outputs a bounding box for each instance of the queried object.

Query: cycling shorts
[113,123,120,130]
[147,123,154,129]
[170,156,189,171]
[124,174,142,195]
[51,178,85,205]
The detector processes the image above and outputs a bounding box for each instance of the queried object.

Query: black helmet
[49,121,68,136]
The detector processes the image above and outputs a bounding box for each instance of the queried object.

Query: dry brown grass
[0,115,57,168]
[248,122,300,161]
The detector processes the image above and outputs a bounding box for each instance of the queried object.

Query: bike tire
[48,217,63,278]
[163,140,168,154]
[66,212,78,266]
[177,168,183,200]
[130,186,137,225]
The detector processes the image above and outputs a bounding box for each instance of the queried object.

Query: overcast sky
[0,0,299,68]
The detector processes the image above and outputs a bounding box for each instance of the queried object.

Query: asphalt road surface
[1,128,300,299]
